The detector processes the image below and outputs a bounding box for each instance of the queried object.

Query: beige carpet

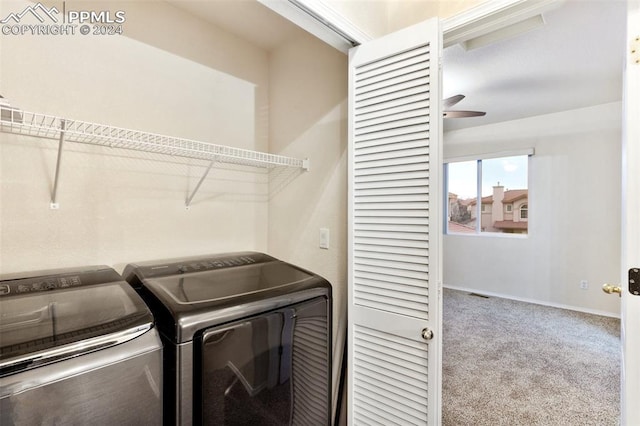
[443,288,620,426]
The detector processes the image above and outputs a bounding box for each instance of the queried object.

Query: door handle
[602,283,622,297]
[421,328,434,341]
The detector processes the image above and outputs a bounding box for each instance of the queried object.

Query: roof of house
[493,220,528,230]
[448,221,476,234]
[469,189,528,205]
[502,189,528,203]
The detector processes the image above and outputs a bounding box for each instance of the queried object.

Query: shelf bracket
[185,160,215,208]
[50,119,66,209]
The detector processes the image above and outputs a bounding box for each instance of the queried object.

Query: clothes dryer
[123,252,332,426]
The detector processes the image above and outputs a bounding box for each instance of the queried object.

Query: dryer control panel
[127,252,274,280]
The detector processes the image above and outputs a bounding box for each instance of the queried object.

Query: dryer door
[197,297,330,426]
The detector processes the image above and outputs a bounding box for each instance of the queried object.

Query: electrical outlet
[580,280,588,290]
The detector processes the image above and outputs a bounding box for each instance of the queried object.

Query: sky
[447,155,528,199]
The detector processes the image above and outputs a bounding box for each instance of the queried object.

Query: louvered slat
[355,243,428,257]
[356,93,430,117]
[353,324,428,423]
[355,169,428,183]
[354,230,428,242]
[350,22,440,425]
[355,77,430,104]
[354,292,428,317]
[355,45,430,80]
[354,248,428,265]
[357,70,429,99]
[356,215,428,225]
[356,99,430,122]
[356,370,427,406]
[354,279,428,302]
[355,211,428,219]
[355,138,429,156]
[356,116,429,138]
[356,178,429,190]
[355,123,429,142]
[356,145,429,163]
[354,270,428,293]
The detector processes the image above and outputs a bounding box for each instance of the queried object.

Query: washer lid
[0,267,153,375]
[123,252,331,343]
[146,261,315,305]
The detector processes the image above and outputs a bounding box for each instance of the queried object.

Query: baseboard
[443,284,621,319]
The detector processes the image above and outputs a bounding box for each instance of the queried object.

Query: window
[446,161,477,234]
[446,153,530,235]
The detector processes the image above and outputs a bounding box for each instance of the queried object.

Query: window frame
[444,149,533,237]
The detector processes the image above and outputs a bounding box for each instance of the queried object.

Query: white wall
[443,102,622,317]
[1,0,349,413]
[0,0,271,273]
[267,30,348,408]
[325,0,485,37]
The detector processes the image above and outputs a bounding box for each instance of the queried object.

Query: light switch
[319,228,330,249]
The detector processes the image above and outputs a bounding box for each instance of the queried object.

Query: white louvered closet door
[348,19,442,426]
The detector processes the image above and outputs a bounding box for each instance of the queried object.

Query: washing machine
[0,265,163,425]
[123,252,332,426]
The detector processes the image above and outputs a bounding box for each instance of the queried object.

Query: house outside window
[446,153,531,235]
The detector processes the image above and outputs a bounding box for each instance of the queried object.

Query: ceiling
[166,0,626,132]
[443,0,627,131]
[167,0,304,51]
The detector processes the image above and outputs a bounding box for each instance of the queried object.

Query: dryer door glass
[198,297,330,425]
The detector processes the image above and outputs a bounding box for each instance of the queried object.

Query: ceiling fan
[443,94,486,118]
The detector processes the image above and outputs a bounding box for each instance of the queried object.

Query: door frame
[621,1,640,424]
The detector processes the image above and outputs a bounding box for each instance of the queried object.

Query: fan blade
[443,94,465,108]
[443,110,486,118]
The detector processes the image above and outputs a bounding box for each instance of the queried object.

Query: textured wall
[267,30,348,409]
[443,102,622,317]
[0,0,271,273]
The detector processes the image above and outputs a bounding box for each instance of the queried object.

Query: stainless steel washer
[0,266,163,425]
[123,252,332,426]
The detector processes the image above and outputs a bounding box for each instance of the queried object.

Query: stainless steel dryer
[123,252,332,426]
[0,266,163,425]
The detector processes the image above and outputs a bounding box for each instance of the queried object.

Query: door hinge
[632,36,639,65]
[629,268,640,296]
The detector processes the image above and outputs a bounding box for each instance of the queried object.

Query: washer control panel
[0,275,82,297]
[0,267,121,298]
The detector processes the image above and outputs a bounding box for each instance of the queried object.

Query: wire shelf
[0,108,309,170]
